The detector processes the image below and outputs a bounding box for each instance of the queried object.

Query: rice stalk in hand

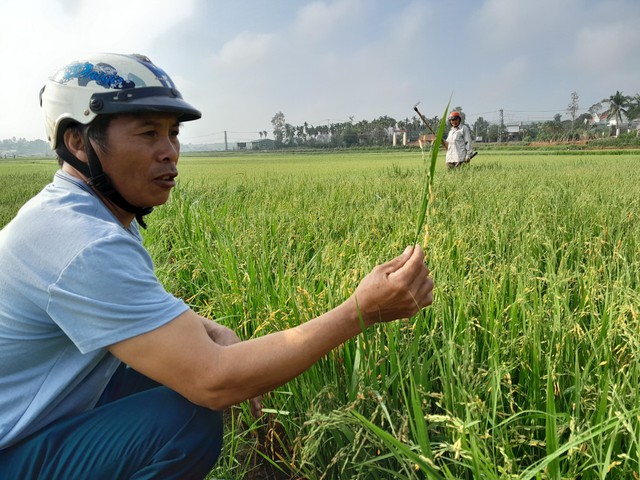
[413,100,450,247]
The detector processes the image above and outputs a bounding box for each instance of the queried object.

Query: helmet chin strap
[58,130,153,228]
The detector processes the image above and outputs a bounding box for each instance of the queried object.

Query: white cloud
[214,32,276,69]
[292,0,364,44]
[572,20,640,76]
[474,0,579,51]
[386,1,434,46]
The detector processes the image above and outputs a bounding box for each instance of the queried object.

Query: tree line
[0,138,50,157]
[2,91,639,156]
[269,91,640,148]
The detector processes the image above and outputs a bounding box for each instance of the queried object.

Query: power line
[182,130,269,143]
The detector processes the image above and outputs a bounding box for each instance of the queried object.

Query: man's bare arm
[108,246,433,410]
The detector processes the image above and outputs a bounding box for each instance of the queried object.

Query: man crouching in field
[0,53,434,479]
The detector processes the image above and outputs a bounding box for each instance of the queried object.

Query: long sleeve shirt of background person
[445,124,473,165]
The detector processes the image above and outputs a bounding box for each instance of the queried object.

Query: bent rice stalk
[413,100,450,247]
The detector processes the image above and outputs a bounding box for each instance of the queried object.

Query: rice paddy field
[2,149,640,479]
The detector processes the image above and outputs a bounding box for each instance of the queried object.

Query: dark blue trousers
[0,364,223,479]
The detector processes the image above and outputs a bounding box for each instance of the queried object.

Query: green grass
[0,158,57,225]
[2,151,640,479]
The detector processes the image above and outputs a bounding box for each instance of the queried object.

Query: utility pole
[224,131,228,151]
[499,109,504,143]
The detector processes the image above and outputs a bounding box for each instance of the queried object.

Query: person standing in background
[443,111,474,169]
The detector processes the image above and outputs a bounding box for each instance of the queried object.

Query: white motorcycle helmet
[39,53,200,227]
[40,52,201,149]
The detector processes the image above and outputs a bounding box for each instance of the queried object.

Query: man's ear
[63,128,88,163]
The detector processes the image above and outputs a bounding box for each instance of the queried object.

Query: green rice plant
[143,152,640,478]
[545,365,560,479]
[351,409,446,479]
[4,151,640,479]
[413,101,449,247]
[0,165,57,225]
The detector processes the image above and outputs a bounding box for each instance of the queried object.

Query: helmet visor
[89,86,201,121]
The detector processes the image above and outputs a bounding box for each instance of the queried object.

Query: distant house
[588,111,607,125]
[420,133,437,145]
[405,133,437,147]
[506,124,523,141]
[251,138,275,150]
[590,111,630,136]
[607,116,630,136]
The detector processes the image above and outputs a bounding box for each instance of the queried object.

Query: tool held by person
[413,102,447,149]
[465,151,478,163]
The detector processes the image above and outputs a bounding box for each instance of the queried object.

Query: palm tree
[626,95,640,122]
[601,91,632,136]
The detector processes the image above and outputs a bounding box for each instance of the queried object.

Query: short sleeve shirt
[0,170,188,449]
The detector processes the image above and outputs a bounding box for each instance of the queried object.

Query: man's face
[94,113,181,209]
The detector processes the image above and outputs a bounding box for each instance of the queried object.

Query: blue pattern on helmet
[132,55,175,89]
[59,62,136,89]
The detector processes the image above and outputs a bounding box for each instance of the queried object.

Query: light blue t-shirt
[0,170,189,449]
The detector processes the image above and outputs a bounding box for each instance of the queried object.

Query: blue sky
[2,0,639,145]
